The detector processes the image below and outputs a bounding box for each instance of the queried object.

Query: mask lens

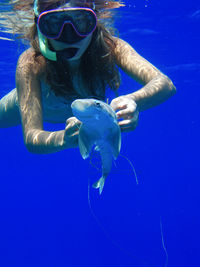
[38,8,97,39]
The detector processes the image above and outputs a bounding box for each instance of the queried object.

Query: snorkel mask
[34,0,97,61]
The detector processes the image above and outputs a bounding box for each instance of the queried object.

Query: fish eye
[95,101,101,107]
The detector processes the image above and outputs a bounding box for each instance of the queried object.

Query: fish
[71,98,121,194]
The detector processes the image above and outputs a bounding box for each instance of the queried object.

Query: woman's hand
[110,95,139,132]
[64,117,82,148]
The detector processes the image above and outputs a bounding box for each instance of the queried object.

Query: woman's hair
[0,0,125,98]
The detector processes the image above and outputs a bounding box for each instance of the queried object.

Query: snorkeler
[0,0,176,154]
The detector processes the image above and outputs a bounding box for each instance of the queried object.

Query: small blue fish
[71,99,121,194]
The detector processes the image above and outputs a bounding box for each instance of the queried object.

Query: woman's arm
[16,49,80,154]
[110,37,176,131]
[113,37,176,110]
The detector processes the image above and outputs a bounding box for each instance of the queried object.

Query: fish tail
[92,177,105,195]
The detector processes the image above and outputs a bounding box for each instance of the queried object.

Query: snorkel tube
[34,0,57,61]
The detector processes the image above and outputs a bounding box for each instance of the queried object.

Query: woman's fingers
[65,117,81,135]
[116,105,135,118]
[118,110,139,132]
[119,119,138,132]
[63,117,82,148]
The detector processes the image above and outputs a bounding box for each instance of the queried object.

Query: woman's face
[39,2,96,61]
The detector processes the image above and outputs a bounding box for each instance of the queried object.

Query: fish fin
[107,125,121,159]
[78,126,93,159]
[92,177,106,195]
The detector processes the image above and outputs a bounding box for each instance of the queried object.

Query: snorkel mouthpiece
[57,48,79,61]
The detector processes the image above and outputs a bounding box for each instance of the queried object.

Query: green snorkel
[34,0,57,61]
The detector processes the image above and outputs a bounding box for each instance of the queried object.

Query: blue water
[0,1,200,266]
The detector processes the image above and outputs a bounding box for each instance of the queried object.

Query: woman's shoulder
[17,48,46,77]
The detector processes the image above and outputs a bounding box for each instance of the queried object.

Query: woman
[0,0,176,154]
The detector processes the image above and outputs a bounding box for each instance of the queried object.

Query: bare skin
[111,38,176,131]
[0,37,176,154]
[15,48,81,154]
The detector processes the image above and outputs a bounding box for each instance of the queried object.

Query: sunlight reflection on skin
[32,131,41,144]
[3,89,16,112]
[46,132,57,144]
[0,32,175,153]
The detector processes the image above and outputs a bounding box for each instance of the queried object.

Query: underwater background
[0,0,200,266]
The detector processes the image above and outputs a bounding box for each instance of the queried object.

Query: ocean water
[0,1,200,267]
